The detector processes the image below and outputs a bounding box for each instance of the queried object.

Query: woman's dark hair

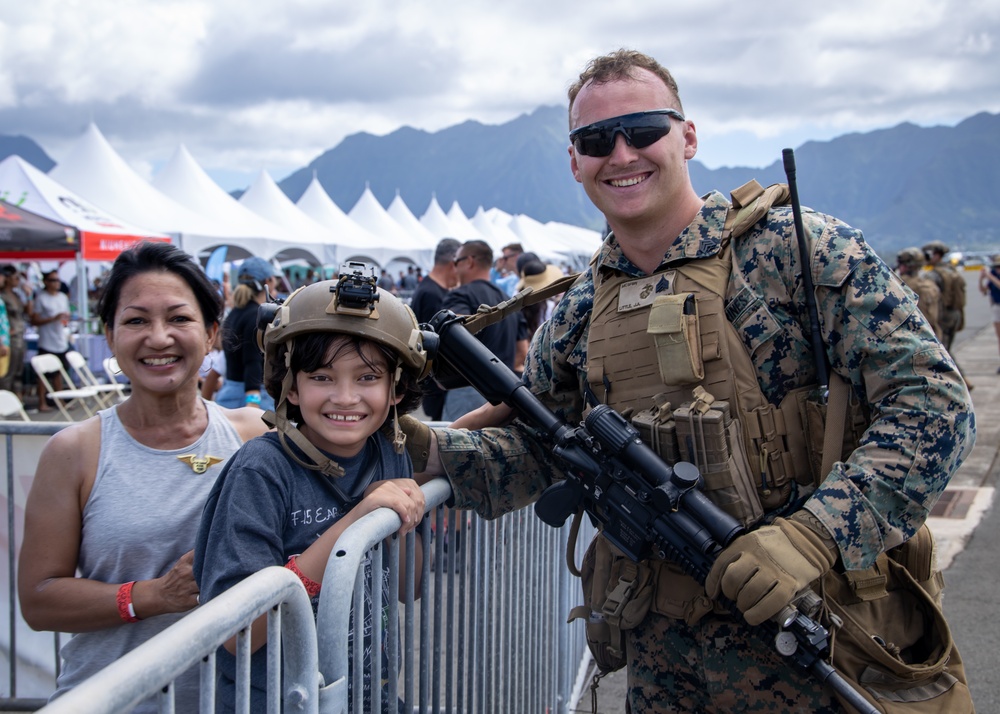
[266,332,422,426]
[97,242,223,327]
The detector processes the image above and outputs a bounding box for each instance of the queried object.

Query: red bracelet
[285,555,322,597]
[116,581,141,623]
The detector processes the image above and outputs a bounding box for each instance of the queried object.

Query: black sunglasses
[570,109,686,157]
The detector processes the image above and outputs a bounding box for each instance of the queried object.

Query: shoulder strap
[820,372,851,480]
[723,180,791,240]
[462,273,580,335]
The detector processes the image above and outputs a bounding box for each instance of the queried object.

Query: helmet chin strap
[390,364,406,455]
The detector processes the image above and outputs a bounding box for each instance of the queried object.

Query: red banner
[81,232,172,261]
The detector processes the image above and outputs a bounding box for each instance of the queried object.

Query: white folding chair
[103,357,130,397]
[67,351,126,406]
[0,390,30,421]
[29,353,101,421]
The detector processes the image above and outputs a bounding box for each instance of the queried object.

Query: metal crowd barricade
[39,567,319,714]
[318,478,595,714]
[0,412,596,713]
[1,420,65,711]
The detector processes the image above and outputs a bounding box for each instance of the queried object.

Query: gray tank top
[52,399,244,712]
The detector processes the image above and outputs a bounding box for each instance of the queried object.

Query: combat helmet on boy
[257,263,429,477]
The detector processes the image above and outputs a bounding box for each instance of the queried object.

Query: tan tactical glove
[705,515,839,626]
[394,415,433,473]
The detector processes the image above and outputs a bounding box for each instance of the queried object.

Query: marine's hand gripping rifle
[423,310,878,714]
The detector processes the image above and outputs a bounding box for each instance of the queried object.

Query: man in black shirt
[409,238,460,420]
[441,239,527,421]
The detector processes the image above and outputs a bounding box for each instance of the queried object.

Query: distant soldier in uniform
[922,240,966,350]
[411,50,975,712]
[896,247,941,338]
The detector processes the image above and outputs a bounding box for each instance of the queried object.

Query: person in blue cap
[215,257,279,411]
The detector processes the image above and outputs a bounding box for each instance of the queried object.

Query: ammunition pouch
[569,534,655,674]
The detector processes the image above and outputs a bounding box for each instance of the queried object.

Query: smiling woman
[16,241,270,713]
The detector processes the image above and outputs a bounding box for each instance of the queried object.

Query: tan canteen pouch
[648,293,703,386]
[821,542,973,713]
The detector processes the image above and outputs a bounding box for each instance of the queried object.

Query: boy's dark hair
[266,332,422,428]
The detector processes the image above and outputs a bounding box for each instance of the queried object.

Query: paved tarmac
[575,318,1000,713]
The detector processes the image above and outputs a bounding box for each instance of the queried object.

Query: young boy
[194,271,429,712]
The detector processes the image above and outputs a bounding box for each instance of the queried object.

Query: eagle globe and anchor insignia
[177,454,225,474]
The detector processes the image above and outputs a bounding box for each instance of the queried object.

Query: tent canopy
[0,155,169,260]
[0,200,80,259]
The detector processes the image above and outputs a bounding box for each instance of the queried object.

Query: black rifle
[423,311,878,714]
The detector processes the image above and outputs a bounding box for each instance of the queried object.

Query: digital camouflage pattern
[434,190,976,571]
[626,613,842,712]
[899,272,942,339]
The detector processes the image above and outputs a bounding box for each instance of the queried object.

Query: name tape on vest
[618,271,676,312]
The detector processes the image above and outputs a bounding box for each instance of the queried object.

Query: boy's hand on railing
[360,479,426,536]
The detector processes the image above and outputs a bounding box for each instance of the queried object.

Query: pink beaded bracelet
[285,555,321,597]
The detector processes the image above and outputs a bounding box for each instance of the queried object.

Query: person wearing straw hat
[516,257,565,337]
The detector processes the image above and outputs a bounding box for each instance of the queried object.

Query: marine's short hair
[567,49,683,127]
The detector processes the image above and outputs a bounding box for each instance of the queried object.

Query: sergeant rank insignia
[177,454,225,474]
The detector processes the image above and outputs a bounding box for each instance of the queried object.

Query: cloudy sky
[1,0,997,192]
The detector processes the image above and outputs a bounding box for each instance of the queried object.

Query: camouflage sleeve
[802,211,975,570]
[431,274,594,519]
[432,422,561,518]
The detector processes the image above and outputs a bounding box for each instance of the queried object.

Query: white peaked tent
[445,201,484,240]
[49,124,235,248]
[471,207,518,251]
[509,213,599,269]
[471,207,561,264]
[386,193,439,251]
[238,170,331,266]
[545,220,603,267]
[0,155,169,260]
[152,145,290,261]
[296,176,392,269]
[348,187,434,269]
[418,195,460,240]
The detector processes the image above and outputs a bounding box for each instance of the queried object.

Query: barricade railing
[1,421,65,711]
[39,567,319,714]
[0,414,595,713]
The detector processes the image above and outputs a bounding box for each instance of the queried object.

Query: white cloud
[0,0,997,185]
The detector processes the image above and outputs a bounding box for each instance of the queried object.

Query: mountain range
[3,106,998,256]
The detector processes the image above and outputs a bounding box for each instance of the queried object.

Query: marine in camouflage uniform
[896,247,942,339]
[427,51,975,712]
[922,240,966,351]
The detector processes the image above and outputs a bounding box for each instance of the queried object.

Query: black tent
[0,200,80,259]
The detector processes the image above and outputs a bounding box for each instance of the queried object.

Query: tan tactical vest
[578,183,870,623]
[584,193,846,533]
[938,264,966,311]
[901,273,942,339]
